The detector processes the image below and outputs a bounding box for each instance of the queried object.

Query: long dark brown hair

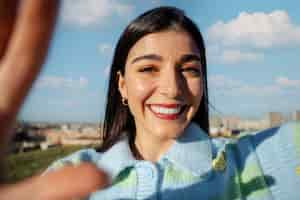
[98,6,209,152]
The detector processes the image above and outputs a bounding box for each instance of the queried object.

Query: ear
[117,71,128,99]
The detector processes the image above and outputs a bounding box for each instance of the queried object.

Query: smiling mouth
[147,104,187,120]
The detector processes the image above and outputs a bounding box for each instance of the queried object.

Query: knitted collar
[162,123,213,178]
[97,123,213,180]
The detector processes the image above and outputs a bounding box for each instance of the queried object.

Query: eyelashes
[181,67,201,76]
[138,66,157,73]
[137,65,201,77]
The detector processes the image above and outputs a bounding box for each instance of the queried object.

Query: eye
[138,66,158,73]
[181,67,201,77]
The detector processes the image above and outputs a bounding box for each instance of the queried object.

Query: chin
[151,123,188,140]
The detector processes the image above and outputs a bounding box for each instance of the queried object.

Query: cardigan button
[136,161,156,179]
[144,167,154,179]
[212,151,226,171]
[296,166,300,176]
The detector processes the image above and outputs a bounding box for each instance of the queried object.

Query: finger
[0,0,18,59]
[0,0,20,174]
[0,163,110,200]
[0,0,59,113]
[0,1,59,152]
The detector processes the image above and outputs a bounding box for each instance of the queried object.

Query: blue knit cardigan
[48,121,300,200]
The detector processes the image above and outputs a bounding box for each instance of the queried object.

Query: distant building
[268,112,284,127]
[238,119,268,131]
[61,124,70,132]
[69,123,82,132]
[222,116,240,130]
[292,110,300,121]
[210,116,223,128]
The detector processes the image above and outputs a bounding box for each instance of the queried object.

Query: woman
[48,6,300,200]
[100,5,208,157]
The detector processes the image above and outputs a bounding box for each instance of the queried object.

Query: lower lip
[148,106,184,120]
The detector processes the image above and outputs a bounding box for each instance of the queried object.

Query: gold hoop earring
[122,98,128,106]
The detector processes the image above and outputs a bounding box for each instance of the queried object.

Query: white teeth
[150,105,181,115]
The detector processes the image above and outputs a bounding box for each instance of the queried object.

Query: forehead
[126,30,200,62]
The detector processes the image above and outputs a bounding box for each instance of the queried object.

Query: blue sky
[19,0,300,123]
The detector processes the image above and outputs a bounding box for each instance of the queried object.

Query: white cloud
[208,75,282,97]
[276,76,300,88]
[206,41,264,65]
[207,10,300,48]
[220,49,264,64]
[235,85,281,96]
[62,0,133,26]
[208,75,300,117]
[98,43,114,55]
[36,76,88,89]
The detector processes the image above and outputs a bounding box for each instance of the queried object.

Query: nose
[158,66,183,98]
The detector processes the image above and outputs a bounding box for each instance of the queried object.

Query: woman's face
[118,30,203,141]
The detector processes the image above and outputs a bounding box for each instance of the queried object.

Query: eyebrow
[179,54,201,64]
[130,53,201,65]
[131,54,162,64]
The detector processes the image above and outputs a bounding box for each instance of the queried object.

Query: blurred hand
[0,163,109,200]
[0,0,58,150]
[0,1,109,199]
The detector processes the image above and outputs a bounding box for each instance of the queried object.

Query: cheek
[187,79,203,105]
[126,78,155,106]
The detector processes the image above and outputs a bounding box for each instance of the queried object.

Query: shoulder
[47,148,102,172]
[254,120,298,139]
[228,121,299,151]
[247,121,299,155]
[230,121,300,166]
[231,121,300,198]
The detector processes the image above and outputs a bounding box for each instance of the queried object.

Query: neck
[133,130,174,162]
